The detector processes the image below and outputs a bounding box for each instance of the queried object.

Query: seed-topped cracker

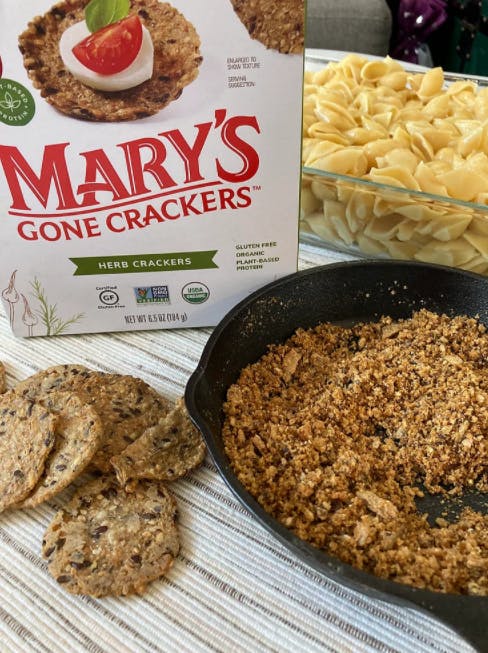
[0,391,57,512]
[20,392,103,508]
[0,362,6,394]
[75,373,172,472]
[14,364,92,400]
[15,366,171,474]
[111,397,206,485]
[18,0,202,122]
[229,0,304,55]
[42,476,179,596]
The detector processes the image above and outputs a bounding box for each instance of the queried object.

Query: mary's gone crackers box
[0,0,304,336]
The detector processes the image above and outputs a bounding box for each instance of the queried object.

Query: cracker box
[0,0,304,336]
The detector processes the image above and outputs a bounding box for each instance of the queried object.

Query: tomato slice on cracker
[72,14,143,75]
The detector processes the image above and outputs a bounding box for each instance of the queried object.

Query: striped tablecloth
[0,244,476,653]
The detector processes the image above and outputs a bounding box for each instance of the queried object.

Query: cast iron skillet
[185,261,488,652]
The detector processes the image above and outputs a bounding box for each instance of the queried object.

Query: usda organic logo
[182,282,210,304]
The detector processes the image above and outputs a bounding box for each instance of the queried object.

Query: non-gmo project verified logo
[134,285,170,304]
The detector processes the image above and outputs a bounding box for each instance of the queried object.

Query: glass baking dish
[300,52,488,274]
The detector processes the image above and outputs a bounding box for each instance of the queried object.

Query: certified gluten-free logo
[182,282,210,304]
[0,78,35,126]
[99,289,119,305]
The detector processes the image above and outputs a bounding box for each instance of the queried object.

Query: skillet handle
[412,594,487,653]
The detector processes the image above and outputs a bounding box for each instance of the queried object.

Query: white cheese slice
[59,20,153,92]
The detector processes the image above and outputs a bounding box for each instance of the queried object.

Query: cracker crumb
[222,309,488,595]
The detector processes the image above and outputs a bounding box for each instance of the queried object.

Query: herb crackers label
[0,0,304,336]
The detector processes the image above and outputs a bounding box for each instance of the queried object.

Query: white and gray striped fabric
[0,244,476,653]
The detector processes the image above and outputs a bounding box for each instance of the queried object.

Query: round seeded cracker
[42,477,179,596]
[111,397,206,485]
[14,364,92,400]
[19,0,202,121]
[229,0,304,54]
[0,391,57,512]
[0,362,7,394]
[20,392,103,508]
[72,372,172,472]
[15,367,172,473]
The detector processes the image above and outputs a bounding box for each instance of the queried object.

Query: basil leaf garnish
[85,0,130,33]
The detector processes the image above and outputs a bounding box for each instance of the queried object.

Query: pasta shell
[369,166,420,190]
[414,162,448,196]
[395,203,446,222]
[417,67,444,99]
[360,60,391,81]
[319,148,368,176]
[423,93,451,118]
[304,212,340,243]
[411,132,434,161]
[431,213,472,241]
[459,254,488,273]
[300,185,322,218]
[310,179,337,201]
[469,215,488,236]
[377,148,419,173]
[415,238,477,266]
[379,71,408,91]
[345,127,385,145]
[438,167,488,201]
[384,239,419,259]
[356,233,388,255]
[463,230,488,258]
[364,213,406,240]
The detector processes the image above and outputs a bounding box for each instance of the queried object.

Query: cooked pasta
[301,55,488,273]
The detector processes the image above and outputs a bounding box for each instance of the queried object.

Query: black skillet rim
[185,260,488,618]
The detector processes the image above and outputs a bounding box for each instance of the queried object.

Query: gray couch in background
[306,0,393,56]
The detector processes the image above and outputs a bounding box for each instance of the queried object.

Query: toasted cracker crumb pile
[223,309,488,595]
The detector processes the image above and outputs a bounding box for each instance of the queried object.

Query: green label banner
[70,251,218,275]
